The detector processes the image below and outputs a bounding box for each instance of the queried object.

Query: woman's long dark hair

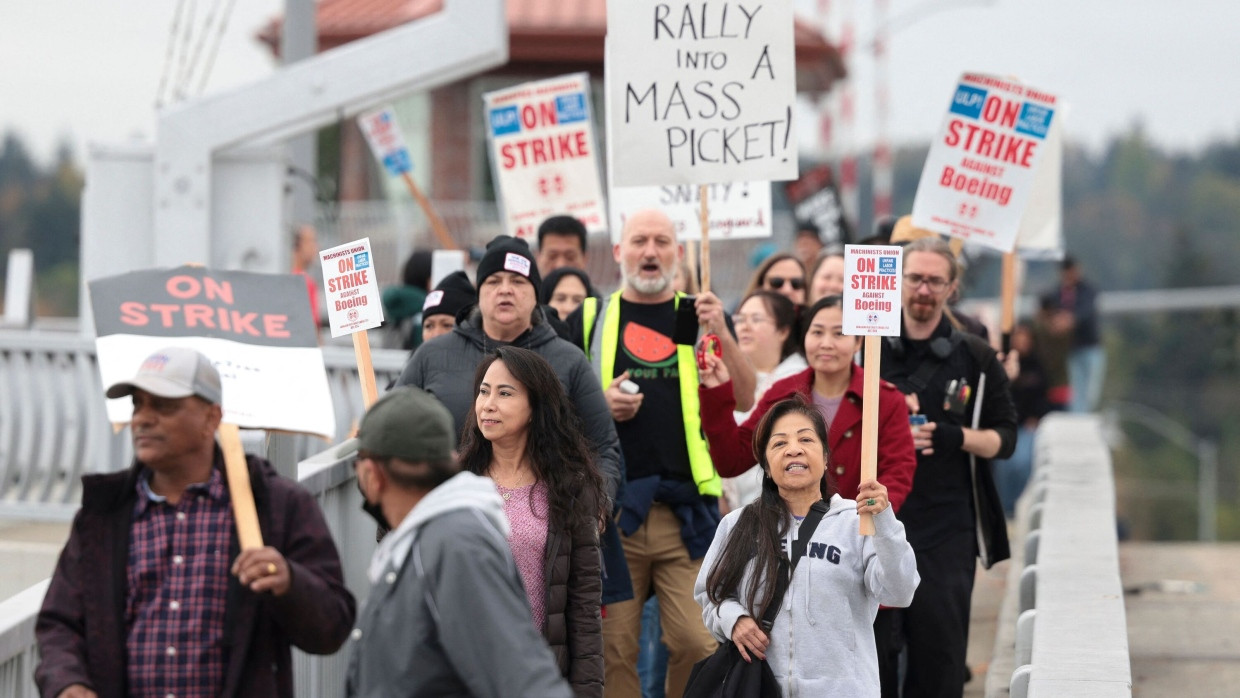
[705,397,836,619]
[458,346,607,530]
[738,290,799,361]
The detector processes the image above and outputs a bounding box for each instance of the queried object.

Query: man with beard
[874,236,1017,698]
[566,209,755,697]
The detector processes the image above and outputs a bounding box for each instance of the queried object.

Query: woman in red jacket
[699,295,917,511]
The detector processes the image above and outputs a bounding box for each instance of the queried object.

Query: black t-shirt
[610,298,694,482]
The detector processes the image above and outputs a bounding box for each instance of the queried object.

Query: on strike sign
[911,73,1058,252]
[842,245,902,336]
[483,73,607,239]
[319,238,383,338]
[358,106,413,176]
[89,266,336,438]
[606,0,799,187]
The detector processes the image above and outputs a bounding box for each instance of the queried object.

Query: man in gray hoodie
[344,387,572,698]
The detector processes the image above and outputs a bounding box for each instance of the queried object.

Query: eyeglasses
[732,313,773,327]
[903,273,950,292]
[765,276,804,291]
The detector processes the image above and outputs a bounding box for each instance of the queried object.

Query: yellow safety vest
[582,291,721,497]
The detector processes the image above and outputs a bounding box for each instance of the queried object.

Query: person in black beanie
[420,270,477,343]
[396,235,624,522]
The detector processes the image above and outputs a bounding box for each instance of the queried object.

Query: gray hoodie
[346,472,572,698]
[695,495,920,698]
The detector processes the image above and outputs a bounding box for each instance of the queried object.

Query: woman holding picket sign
[691,397,919,697]
[697,294,918,511]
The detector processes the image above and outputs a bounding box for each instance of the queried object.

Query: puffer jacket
[542,511,603,697]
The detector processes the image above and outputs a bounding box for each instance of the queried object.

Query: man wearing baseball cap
[36,347,355,698]
[344,387,571,698]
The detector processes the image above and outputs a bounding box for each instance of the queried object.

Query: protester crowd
[35,205,1115,698]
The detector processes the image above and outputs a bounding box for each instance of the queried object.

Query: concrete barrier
[987,414,1132,697]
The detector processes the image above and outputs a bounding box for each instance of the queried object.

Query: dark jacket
[543,513,604,696]
[35,451,356,698]
[397,307,623,504]
[880,316,1017,568]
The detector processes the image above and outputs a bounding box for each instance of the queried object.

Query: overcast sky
[2,0,1237,166]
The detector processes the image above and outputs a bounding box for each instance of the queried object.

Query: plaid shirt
[125,468,232,698]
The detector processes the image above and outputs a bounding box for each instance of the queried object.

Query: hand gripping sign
[842,245,904,535]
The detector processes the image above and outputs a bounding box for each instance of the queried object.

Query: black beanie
[422,271,476,320]
[475,235,542,296]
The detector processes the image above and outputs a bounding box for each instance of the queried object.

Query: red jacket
[700,364,917,511]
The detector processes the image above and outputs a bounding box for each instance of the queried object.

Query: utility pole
[284,0,319,235]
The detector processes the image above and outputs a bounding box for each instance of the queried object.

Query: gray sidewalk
[0,520,69,600]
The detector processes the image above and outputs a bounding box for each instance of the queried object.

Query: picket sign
[912,73,1064,348]
[319,238,384,409]
[357,106,458,250]
[605,1,797,294]
[482,74,607,240]
[90,266,340,550]
[842,245,904,535]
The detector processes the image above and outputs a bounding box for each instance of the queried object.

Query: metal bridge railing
[0,329,409,520]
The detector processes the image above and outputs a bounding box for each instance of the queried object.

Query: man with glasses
[875,236,1017,698]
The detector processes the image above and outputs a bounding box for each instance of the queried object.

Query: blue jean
[1069,345,1106,413]
[638,596,669,698]
[994,425,1036,519]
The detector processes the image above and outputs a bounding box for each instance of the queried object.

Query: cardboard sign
[319,238,383,338]
[842,245,902,336]
[911,73,1059,252]
[483,73,607,239]
[358,106,413,177]
[784,164,851,246]
[89,266,336,439]
[606,0,799,187]
[609,181,772,243]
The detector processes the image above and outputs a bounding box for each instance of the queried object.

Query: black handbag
[684,501,829,698]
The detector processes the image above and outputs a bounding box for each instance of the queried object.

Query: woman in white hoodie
[695,397,920,697]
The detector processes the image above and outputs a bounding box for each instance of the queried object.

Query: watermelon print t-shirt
[613,298,694,483]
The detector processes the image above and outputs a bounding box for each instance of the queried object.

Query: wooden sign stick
[859,335,881,536]
[699,184,711,294]
[400,172,458,251]
[353,331,380,409]
[1000,252,1017,354]
[218,422,264,550]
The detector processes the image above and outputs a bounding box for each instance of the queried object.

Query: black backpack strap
[760,500,830,631]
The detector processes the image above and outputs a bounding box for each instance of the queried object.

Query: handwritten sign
[609,181,772,243]
[358,106,413,176]
[911,73,1059,252]
[606,0,799,187]
[319,238,383,338]
[784,164,851,246]
[483,74,607,239]
[89,266,336,438]
[842,245,902,336]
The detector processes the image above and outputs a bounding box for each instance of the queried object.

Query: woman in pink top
[458,346,607,697]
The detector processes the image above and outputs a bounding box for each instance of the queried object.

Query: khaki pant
[603,504,717,698]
